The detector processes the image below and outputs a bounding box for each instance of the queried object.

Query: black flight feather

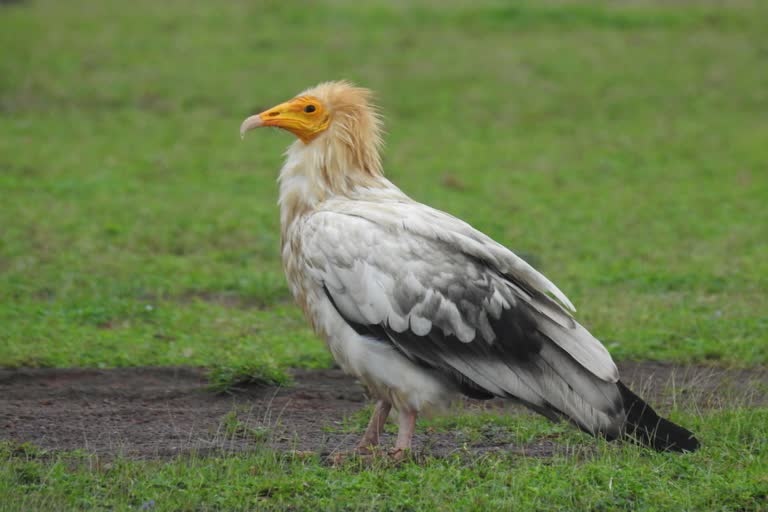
[618,381,700,452]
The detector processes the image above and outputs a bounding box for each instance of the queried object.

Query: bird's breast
[280,220,325,337]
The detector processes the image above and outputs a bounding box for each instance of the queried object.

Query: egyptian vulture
[240,81,699,456]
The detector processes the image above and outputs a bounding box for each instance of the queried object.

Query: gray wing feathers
[303,206,623,433]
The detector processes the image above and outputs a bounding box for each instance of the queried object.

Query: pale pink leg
[391,409,417,459]
[356,400,392,450]
[329,401,390,464]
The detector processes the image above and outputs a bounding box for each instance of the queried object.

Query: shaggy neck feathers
[277,81,387,239]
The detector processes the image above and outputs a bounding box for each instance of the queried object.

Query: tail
[618,381,700,452]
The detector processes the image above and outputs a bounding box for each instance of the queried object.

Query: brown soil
[1,363,765,460]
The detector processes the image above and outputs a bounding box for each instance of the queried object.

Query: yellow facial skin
[240,95,331,144]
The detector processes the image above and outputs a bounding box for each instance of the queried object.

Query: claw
[328,446,382,465]
[388,447,411,462]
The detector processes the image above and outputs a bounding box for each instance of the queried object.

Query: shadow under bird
[240,81,700,457]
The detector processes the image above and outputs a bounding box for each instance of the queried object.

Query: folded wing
[301,201,625,435]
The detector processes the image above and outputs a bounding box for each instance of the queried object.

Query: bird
[240,81,700,457]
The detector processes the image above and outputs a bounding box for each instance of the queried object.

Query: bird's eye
[304,105,316,113]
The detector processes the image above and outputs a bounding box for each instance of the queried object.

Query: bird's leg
[356,400,392,450]
[391,408,417,461]
[329,400,391,465]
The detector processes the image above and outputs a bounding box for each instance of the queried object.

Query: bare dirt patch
[1,363,765,460]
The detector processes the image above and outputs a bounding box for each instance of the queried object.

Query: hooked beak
[239,99,302,139]
[239,97,329,143]
[239,113,265,139]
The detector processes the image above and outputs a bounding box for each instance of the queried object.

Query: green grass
[1,0,767,370]
[2,408,766,511]
[1,0,767,509]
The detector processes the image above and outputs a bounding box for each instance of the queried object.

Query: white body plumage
[279,143,457,413]
[279,138,621,433]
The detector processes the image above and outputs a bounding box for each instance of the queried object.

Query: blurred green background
[1,0,767,373]
[2,2,768,511]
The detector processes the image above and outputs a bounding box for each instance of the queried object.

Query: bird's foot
[388,447,412,462]
[327,446,384,465]
[328,447,414,465]
[288,450,315,460]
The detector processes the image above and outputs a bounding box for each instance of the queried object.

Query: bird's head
[240,81,383,176]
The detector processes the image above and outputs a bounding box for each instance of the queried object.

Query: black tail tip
[653,417,700,453]
[618,381,700,453]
